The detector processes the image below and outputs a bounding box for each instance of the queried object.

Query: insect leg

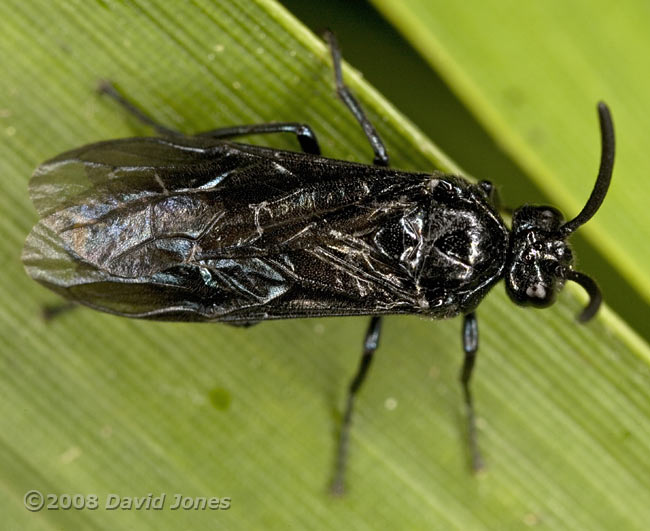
[461,312,484,472]
[323,31,389,167]
[97,81,182,137]
[331,315,382,496]
[479,180,512,215]
[197,123,321,155]
[42,302,77,322]
[478,180,495,199]
[99,81,321,155]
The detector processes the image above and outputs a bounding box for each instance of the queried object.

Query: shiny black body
[23,137,508,323]
[22,32,614,495]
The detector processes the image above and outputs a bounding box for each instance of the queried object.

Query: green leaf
[1,1,649,530]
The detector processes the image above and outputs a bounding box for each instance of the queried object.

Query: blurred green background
[1,1,649,530]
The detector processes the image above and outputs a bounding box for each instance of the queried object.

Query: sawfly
[22,32,614,494]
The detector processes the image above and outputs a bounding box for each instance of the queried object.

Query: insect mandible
[22,32,614,495]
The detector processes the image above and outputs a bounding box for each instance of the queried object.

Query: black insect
[22,32,614,495]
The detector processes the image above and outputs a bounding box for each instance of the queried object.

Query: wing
[23,136,508,322]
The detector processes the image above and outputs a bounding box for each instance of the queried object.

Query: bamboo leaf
[1,1,649,529]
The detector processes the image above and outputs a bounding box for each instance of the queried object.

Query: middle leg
[331,316,383,496]
[323,32,390,495]
[323,31,389,167]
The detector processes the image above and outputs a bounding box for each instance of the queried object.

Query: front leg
[461,312,484,472]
